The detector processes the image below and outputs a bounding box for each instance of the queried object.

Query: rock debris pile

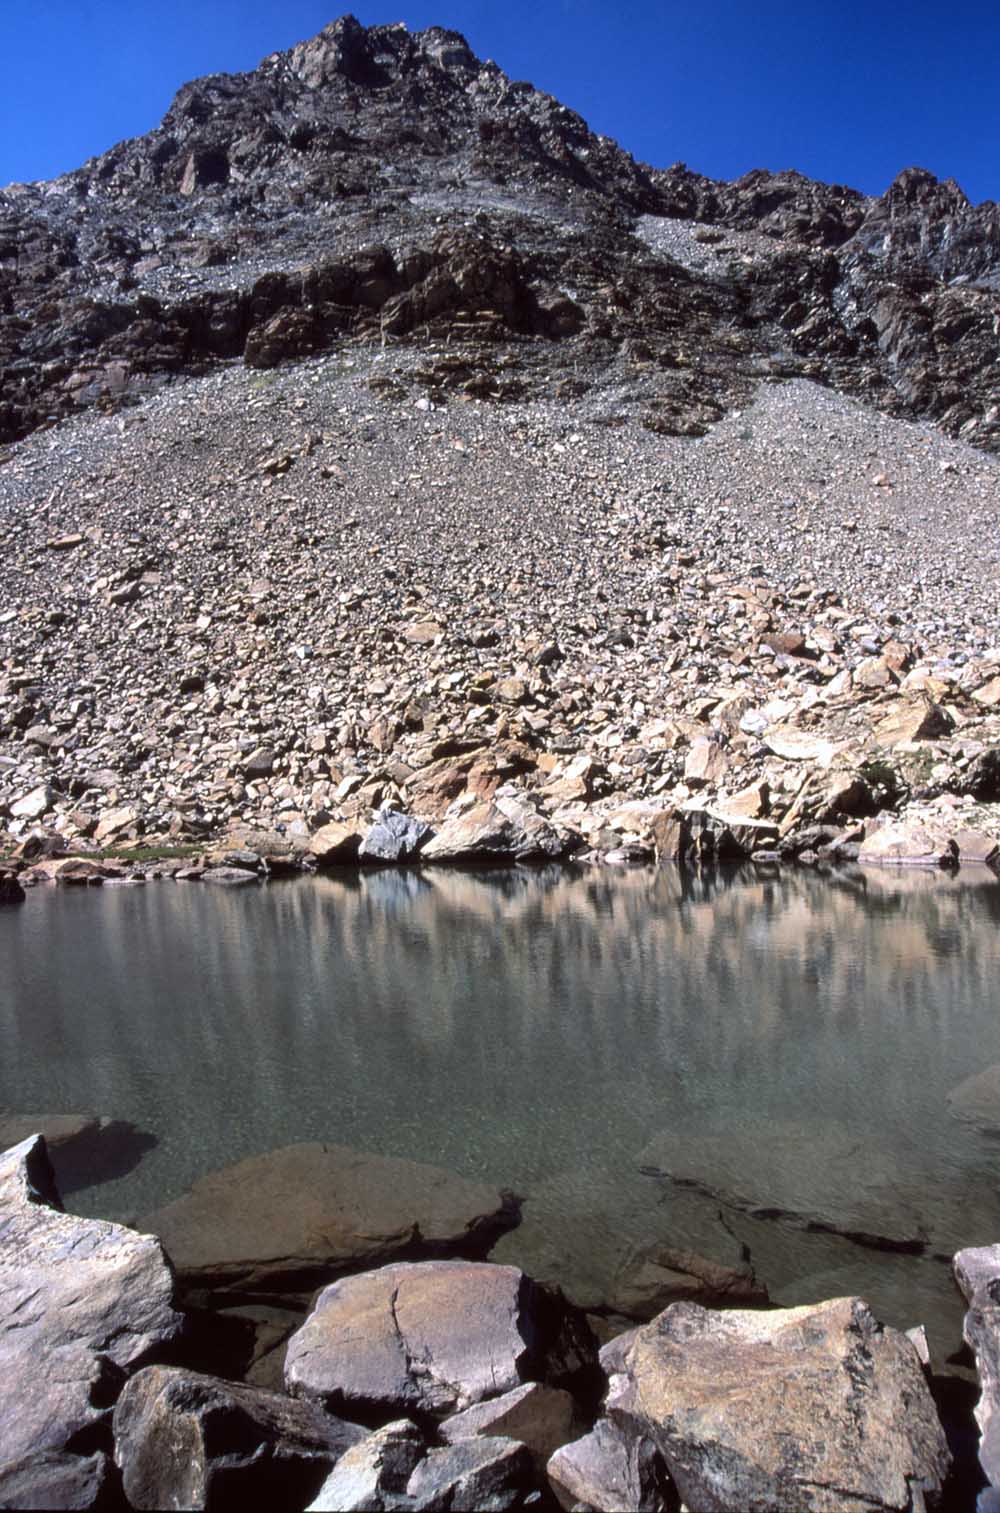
[1,15,999,876]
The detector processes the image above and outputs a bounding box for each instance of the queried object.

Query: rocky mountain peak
[0,14,997,452]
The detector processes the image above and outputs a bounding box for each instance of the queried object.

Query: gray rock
[0,1451,109,1511]
[0,1135,182,1484]
[955,1243,1000,1487]
[200,864,260,884]
[286,1260,594,1423]
[286,1261,534,1420]
[440,1382,575,1471]
[605,1297,950,1512]
[405,1437,535,1511]
[138,1142,516,1299]
[306,1419,425,1511]
[359,809,433,863]
[113,1364,367,1511]
[421,797,571,864]
[546,1419,673,1513]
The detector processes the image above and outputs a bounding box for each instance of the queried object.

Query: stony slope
[1,15,999,863]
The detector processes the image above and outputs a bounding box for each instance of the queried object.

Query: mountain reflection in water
[3,862,1000,1366]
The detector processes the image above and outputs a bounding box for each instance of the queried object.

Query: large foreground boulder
[604,1296,951,1512]
[137,1142,518,1298]
[113,1365,367,1511]
[0,1135,182,1497]
[285,1260,596,1422]
[955,1243,1000,1488]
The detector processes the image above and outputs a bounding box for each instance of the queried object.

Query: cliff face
[1,14,997,451]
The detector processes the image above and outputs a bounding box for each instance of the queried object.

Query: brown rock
[309,820,364,865]
[606,1297,950,1513]
[873,698,953,747]
[858,820,957,867]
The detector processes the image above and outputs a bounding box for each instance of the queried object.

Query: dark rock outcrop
[112,1365,367,1511]
[1,16,996,452]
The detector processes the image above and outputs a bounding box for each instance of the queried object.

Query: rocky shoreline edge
[2,1130,1000,1512]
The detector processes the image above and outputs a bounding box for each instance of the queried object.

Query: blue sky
[1,1,997,203]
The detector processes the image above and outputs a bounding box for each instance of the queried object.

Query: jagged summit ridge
[0,13,997,451]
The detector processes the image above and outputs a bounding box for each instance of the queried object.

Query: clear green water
[3,862,1000,1367]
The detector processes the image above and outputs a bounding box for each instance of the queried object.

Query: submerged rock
[113,1365,366,1511]
[605,1296,951,1512]
[137,1141,518,1298]
[639,1117,931,1250]
[0,1135,182,1494]
[0,1111,155,1195]
[948,1065,1000,1132]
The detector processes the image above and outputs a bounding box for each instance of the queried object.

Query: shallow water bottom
[3,862,1000,1371]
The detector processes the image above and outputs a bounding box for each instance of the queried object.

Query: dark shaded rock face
[112,1365,367,1511]
[0,14,997,451]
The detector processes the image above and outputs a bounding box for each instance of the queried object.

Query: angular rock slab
[547,1419,673,1513]
[0,1135,182,1476]
[286,1260,591,1422]
[606,1297,951,1513]
[0,1452,109,1511]
[306,1419,425,1511]
[421,797,571,864]
[138,1142,516,1297]
[359,808,432,863]
[955,1243,1000,1487]
[405,1437,535,1511]
[113,1364,367,1511]
[441,1382,576,1471]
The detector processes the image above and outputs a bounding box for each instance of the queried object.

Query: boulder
[0,1452,109,1511]
[10,784,53,821]
[873,698,953,747]
[137,1142,516,1298]
[955,1244,1000,1487]
[310,819,365,866]
[605,1297,951,1512]
[285,1260,596,1421]
[306,1419,425,1511]
[0,1136,181,1485]
[547,1419,673,1513]
[441,1382,575,1470]
[421,797,571,864]
[113,1365,367,1511]
[858,820,957,866]
[0,869,25,904]
[359,808,432,863]
[405,1437,534,1511]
